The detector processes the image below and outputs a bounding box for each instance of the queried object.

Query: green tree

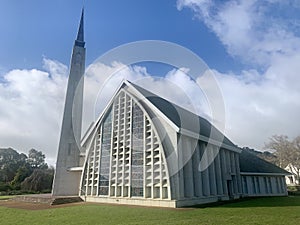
[0,147,53,194]
[0,148,27,182]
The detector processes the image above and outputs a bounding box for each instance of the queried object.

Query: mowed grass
[0,196,300,225]
[0,196,14,200]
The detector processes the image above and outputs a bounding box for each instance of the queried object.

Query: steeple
[75,8,85,47]
[52,9,86,196]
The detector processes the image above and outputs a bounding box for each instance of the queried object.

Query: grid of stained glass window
[99,111,112,195]
[131,103,144,197]
[81,90,170,200]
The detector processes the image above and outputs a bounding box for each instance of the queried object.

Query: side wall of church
[241,175,287,196]
[174,134,242,206]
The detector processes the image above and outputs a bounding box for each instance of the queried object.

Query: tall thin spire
[52,9,86,196]
[75,8,85,47]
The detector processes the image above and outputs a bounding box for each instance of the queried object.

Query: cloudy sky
[0,0,300,165]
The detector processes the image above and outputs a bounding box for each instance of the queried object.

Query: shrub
[0,182,12,192]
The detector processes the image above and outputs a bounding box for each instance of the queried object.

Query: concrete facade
[52,10,86,196]
[78,81,288,207]
[241,174,287,196]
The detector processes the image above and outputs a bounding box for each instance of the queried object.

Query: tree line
[0,147,54,195]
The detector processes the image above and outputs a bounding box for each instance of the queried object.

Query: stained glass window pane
[131,103,144,197]
[99,110,112,195]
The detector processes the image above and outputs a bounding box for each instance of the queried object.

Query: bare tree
[264,135,300,184]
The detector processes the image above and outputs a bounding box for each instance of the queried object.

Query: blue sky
[1,0,300,164]
[0,0,242,75]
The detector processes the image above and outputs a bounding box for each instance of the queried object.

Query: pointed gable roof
[81,80,238,151]
[128,81,236,148]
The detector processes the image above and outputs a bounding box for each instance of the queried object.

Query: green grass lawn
[0,196,299,225]
[0,196,14,200]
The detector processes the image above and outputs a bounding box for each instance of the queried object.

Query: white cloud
[177,0,300,67]
[0,58,210,165]
[214,67,300,150]
[83,57,300,152]
[82,62,211,134]
[177,0,300,149]
[0,58,68,165]
[2,54,299,163]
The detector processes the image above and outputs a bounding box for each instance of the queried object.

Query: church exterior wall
[171,134,242,207]
[77,86,288,207]
[241,174,287,197]
[78,87,245,207]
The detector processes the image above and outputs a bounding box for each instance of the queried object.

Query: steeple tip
[75,8,85,47]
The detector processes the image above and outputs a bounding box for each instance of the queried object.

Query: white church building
[52,10,289,208]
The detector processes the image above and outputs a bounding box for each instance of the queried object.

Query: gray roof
[239,149,290,175]
[129,81,235,147]
[128,82,290,175]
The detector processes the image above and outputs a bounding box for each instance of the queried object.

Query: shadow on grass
[187,196,300,208]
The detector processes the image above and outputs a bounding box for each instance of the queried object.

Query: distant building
[52,10,289,207]
[285,164,299,185]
